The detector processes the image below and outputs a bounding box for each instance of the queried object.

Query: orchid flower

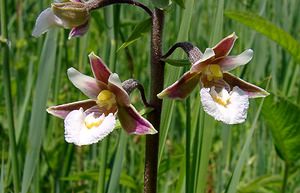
[32,0,90,39]
[158,33,269,124]
[47,52,157,146]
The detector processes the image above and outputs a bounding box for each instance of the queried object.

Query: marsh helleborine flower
[158,33,269,124]
[32,0,90,39]
[47,52,157,146]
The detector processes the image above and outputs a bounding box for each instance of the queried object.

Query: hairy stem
[86,0,152,16]
[144,8,165,193]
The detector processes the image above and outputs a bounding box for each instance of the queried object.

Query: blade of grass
[185,96,191,193]
[21,29,58,193]
[1,147,4,193]
[195,115,215,193]
[225,81,270,193]
[16,61,34,142]
[158,0,195,166]
[194,1,224,192]
[281,162,289,193]
[97,137,109,193]
[175,158,185,193]
[107,130,128,193]
[1,0,20,192]
[97,6,120,193]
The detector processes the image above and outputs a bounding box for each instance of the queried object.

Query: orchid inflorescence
[33,0,268,146]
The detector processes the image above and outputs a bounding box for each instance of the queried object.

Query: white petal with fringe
[64,108,116,146]
[200,86,249,124]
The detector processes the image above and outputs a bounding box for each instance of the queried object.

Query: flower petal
[88,52,112,83]
[223,72,269,98]
[64,109,116,146]
[107,73,131,106]
[117,105,157,135]
[47,99,97,119]
[200,86,249,124]
[218,49,253,71]
[212,32,238,58]
[157,71,200,99]
[67,67,107,98]
[190,48,215,73]
[32,8,65,37]
[68,21,89,39]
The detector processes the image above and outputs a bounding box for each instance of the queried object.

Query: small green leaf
[162,58,190,67]
[172,0,185,8]
[262,96,300,166]
[225,11,300,63]
[118,18,151,50]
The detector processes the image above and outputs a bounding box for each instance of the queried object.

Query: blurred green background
[1,0,300,192]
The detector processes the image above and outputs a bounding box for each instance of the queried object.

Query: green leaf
[262,96,300,166]
[172,0,185,8]
[118,18,151,50]
[162,58,190,66]
[225,11,300,63]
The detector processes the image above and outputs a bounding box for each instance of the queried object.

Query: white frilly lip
[32,8,67,37]
[64,108,116,146]
[200,86,249,124]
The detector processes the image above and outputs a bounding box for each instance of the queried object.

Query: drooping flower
[158,33,269,124]
[47,52,157,146]
[32,0,90,39]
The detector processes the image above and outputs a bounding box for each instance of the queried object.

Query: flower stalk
[162,42,202,63]
[122,79,151,107]
[144,8,165,193]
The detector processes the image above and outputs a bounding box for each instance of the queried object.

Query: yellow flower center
[84,114,104,129]
[212,95,230,106]
[96,90,116,110]
[203,64,223,81]
[210,87,231,107]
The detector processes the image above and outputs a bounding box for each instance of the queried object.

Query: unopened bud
[52,2,89,27]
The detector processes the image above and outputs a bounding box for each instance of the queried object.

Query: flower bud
[51,2,89,27]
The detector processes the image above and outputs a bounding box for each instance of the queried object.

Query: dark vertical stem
[144,8,164,193]
[1,0,20,192]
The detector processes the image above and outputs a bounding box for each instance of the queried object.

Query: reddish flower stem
[144,8,165,193]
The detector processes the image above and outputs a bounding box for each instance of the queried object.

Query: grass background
[1,0,300,192]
